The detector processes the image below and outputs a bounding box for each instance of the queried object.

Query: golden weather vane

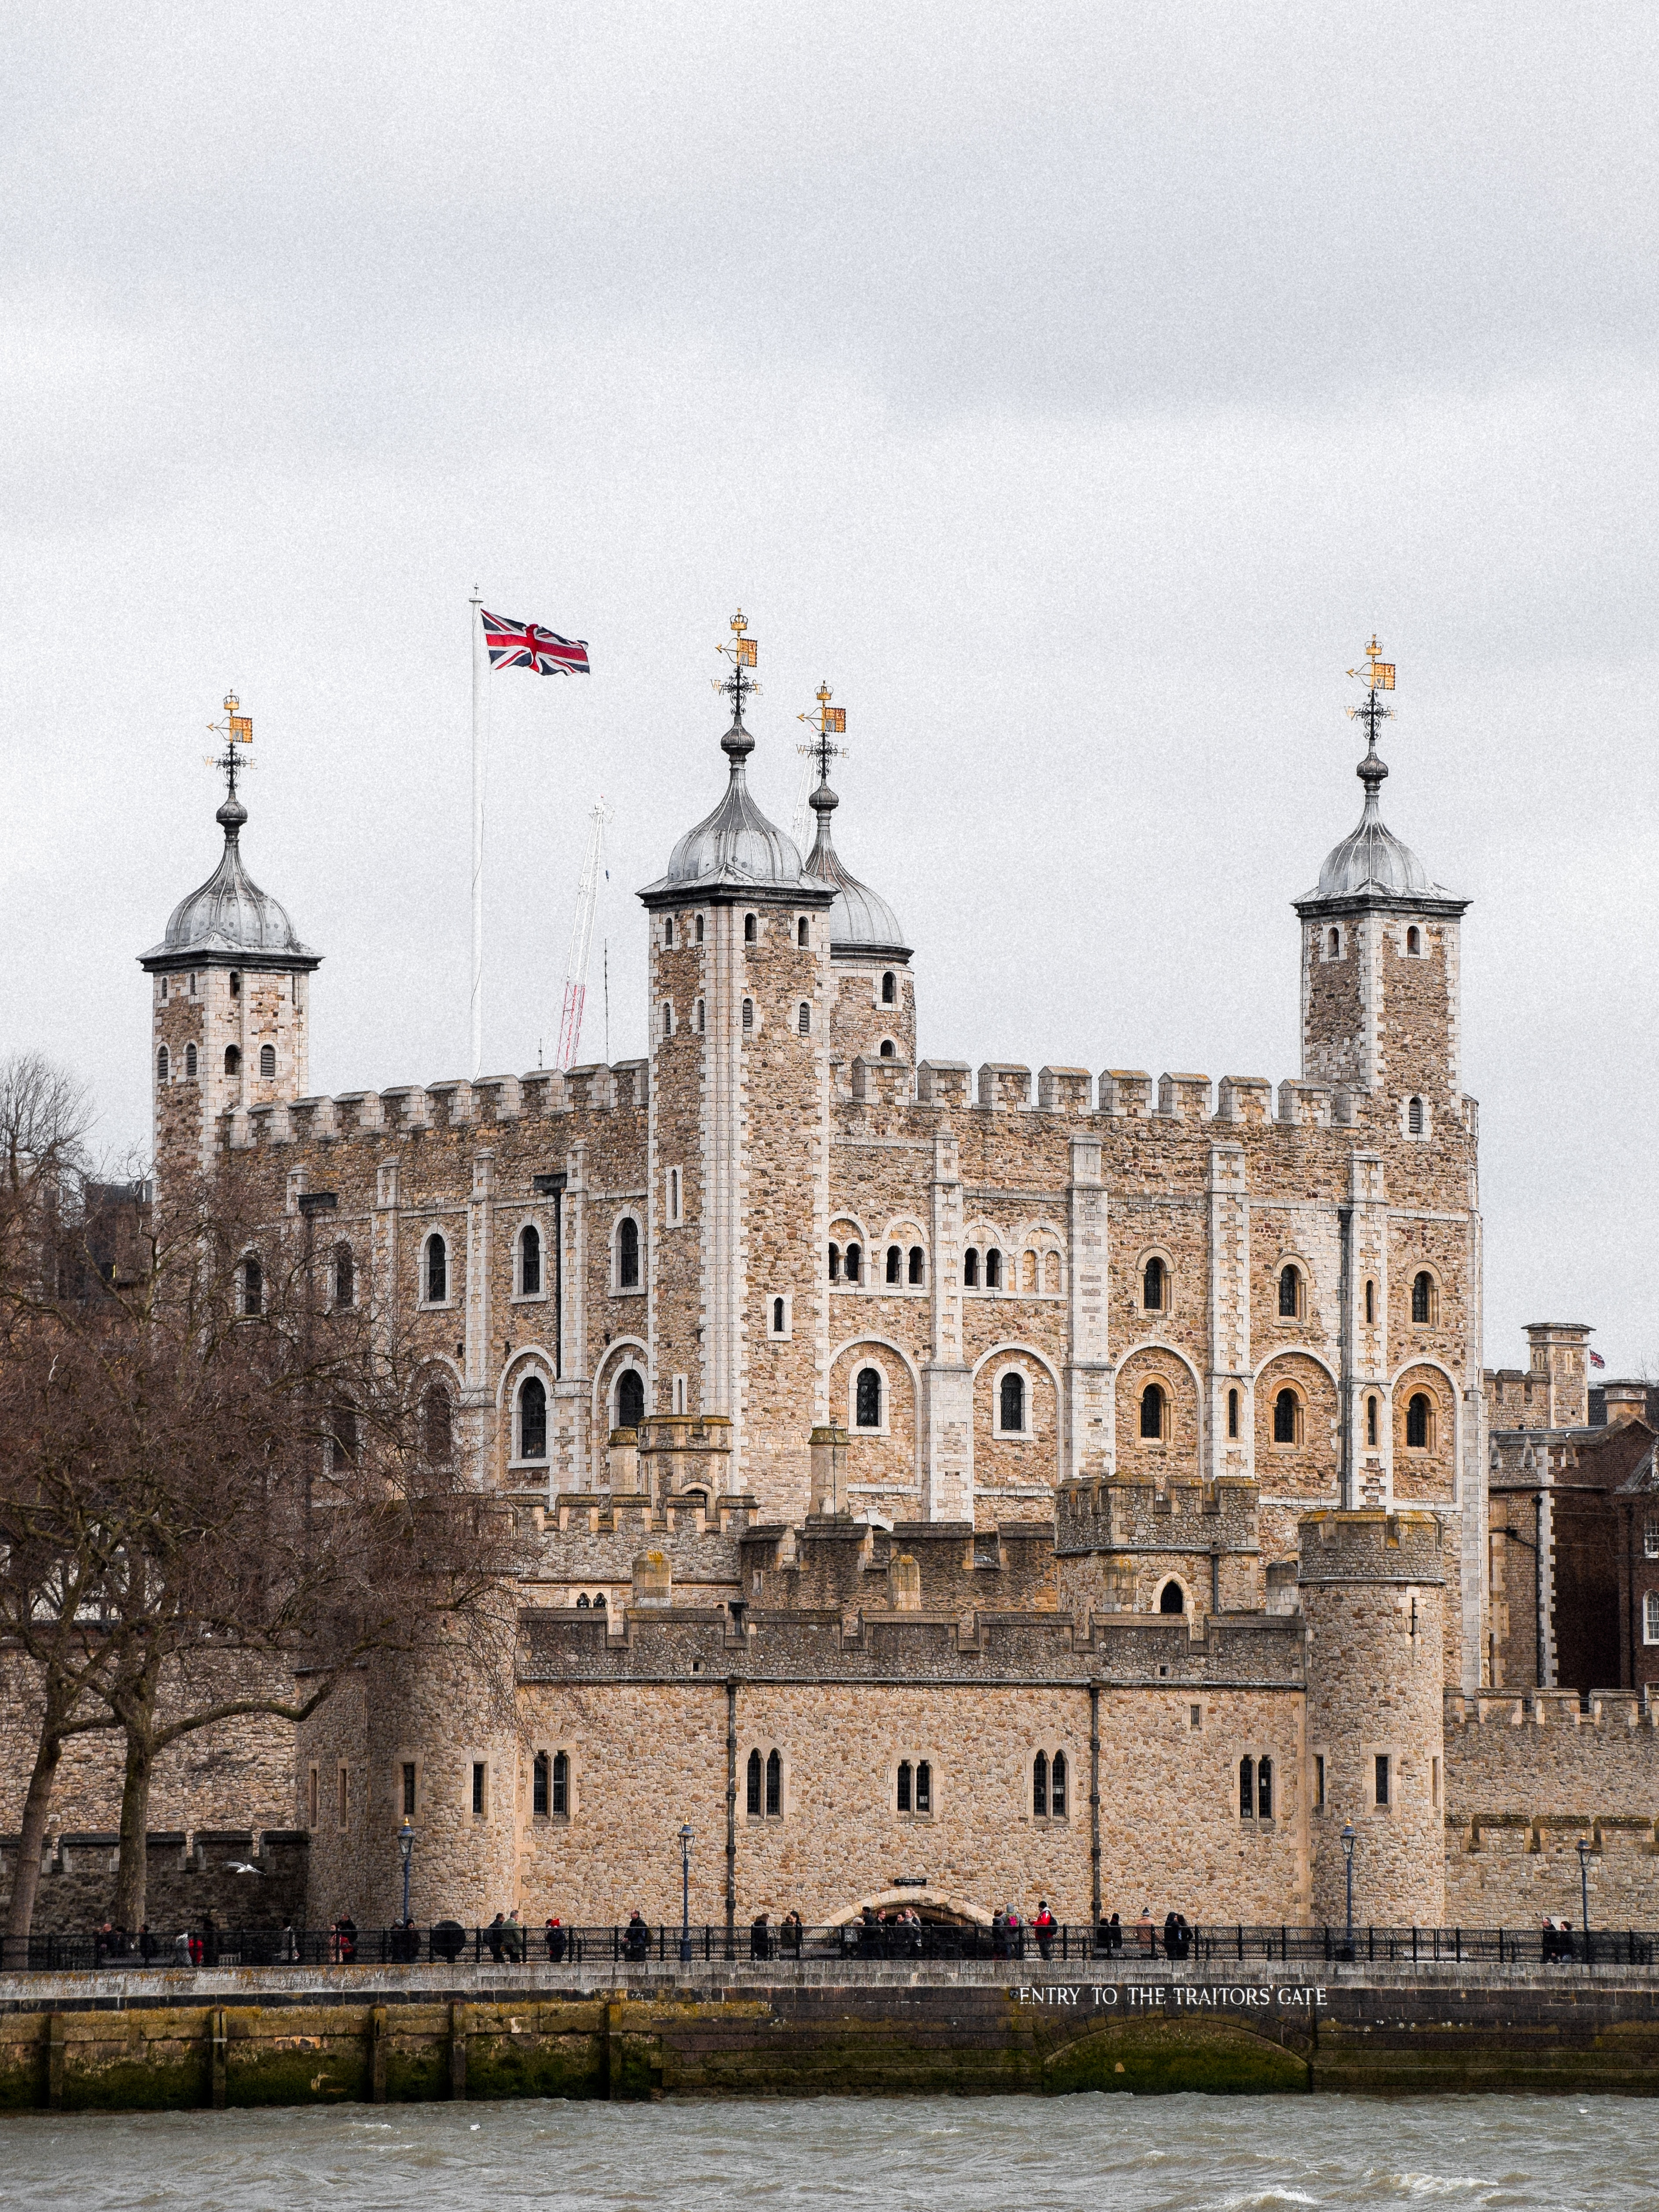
[797,680,848,783]
[714,608,760,722]
[203,691,255,800]
[1345,635,1395,756]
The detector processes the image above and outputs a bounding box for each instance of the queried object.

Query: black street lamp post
[679,1825,693,1966]
[1341,1824,1356,1959]
[1576,1835,1590,1953]
[398,1821,415,1929]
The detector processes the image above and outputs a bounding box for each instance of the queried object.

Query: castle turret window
[798,1001,810,1035]
[1032,1751,1048,1817]
[229,971,241,997]
[156,1045,169,1082]
[1227,1388,1240,1439]
[772,1295,786,1334]
[1406,926,1422,955]
[999,1371,1025,1433]
[333,1242,354,1308]
[224,1045,241,1075]
[964,1247,979,1288]
[1139,1382,1165,1440]
[185,1043,197,1078]
[616,1216,641,1290]
[1159,1579,1184,1613]
[616,1369,645,1429]
[855,1366,881,1428]
[662,1002,673,1039]
[1327,927,1340,956]
[533,1753,549,1815]
[1050,1751,1066,1818]
[518,1374,548,1461]
[1365,1278,1376,1325]
[1366,1394,1379,1448]
[552,1750,569,1815]
[908,1245,924,1286]
[424,1233,447,1304]
[1273,1387,1301,1445]
[844,1243,861,1284]
[828,1243,841,1282]
[1143,1255,1166,1311]
[1277,1264,1301,1319]
[1406,1392,1432,1450]
[881,971,895,1004]
[1411,1269,1433,1323]
[1407,1095,1425,1135]
[241,1254,262,1316]
[984,1249,1001,1290]
[259,1043,276,1079]
[1374,1753,1391,1807]
[520,1224,541,1297]
[695,914,704,944]
[742,997,754,1032]
[664,917,674,947]
[879,1038,895,1057]
[798,917,809,947]
[1257,1755,1273,1819]
[1239,1756,1254,1818]
[744,914,757,944]
[885,1243,901,1284]
[766,1749,782,1816]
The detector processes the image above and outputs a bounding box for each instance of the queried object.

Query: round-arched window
[224,1045,241,1076]
[1143,1255,1166,1311]
[616,1216,640,1289]
[1411,1269,1433,1324]
[1407,1392,1432,1450]
[1000,1371,1025,1433]
[157,1045,169,1082]
[424,1234,447,1304]
[855,1367,882,1429]
[1139,1382,1164,1440]
[616,1369,645,1430]
[1273,1387,1299,1444]
[520,1224,542,1296]
[1277,1264,1301,1319]
[259,1043,276,1079]
[518,1374,548,1460]
[882,971,896,1005]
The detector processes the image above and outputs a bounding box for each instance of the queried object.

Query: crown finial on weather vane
[797,679,848,785]
[714,607,760,728]
[1345,635,1395,764]
[203,690,254,805]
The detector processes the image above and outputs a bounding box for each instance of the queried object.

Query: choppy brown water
[0,2093,1653,2211]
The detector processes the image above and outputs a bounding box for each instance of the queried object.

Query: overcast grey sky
[4,3,1656,1373]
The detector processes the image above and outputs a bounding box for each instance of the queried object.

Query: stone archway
[825,1886,990,1928]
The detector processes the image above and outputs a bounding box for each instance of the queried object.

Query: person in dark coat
[546,1917,567,1963]
[623,1911,649,1962]
[485,1913,506,1963]
[750,1912,771,1961]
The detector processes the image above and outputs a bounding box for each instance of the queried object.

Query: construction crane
[556,798,610,1069]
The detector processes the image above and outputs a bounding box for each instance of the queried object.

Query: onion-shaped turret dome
[661,722,807,889]
[141,792,318,969]
[802,774,910,957]
[1300,747,1457,908]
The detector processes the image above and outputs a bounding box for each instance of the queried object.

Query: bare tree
[0,1153,516,1939]
[0,1050,95,1302]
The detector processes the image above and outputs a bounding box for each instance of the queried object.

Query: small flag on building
[1590,1350,1606,1370]
[481,610,591,676]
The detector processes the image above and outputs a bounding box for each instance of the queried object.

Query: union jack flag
[481,609,590,676]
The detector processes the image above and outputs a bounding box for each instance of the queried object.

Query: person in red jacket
[1033,1901,1057,1960]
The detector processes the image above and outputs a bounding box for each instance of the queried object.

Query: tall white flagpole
[470,587,484,1079]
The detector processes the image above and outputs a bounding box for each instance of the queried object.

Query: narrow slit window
[915,1760,931,1814]
[798,1001,810,1035]
[1364,1278,1376,1325]
[664,917,674,946]
[402,1763,416,1817]
[1374,1753,1390,1808]
[1257,1755,1273,1819]
[259,1042,276,1079]
[897,1760,912,1813]
[1050,1751,1066,1818]
[617,1216,641,1288]
[886,1243,901,1283]
[1366,1394,1379,1448]
[1408,1095,1425,1135]
[695,914,704,944]
[1143,1255,1165,1311]
[828,1242,841,1282]
[521,1224,542,1296]
[334,1243,354,1307]
[772,1296,785,1333]
[425,1234,447,1303]
[798,917,809,947]
[157,1044,169,1082]
[1278,1264,1300,1319]
[1227,1387,1239,1439]
[533,1753,549,1816]
[908,1245,924,1285]
[472,1762,485,1817]
[765,1749,782,1817]
[964,1247,979,1288]
[1239,1756,1254,1818]
[1315,1754,1326,1811]
[552,1751,569,1815]
[742,997,754,1032]
[744,914,757,943]
[746,1749,762,1817]
[185,1043,197,1077]
[882,971,896,1004]
[696,998,705,1035]
[1032,1751,1048,1818]
[241,1254,263,1316]
[984,1249,1002,1290]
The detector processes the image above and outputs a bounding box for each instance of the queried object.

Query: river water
[1,2095,1652,2212]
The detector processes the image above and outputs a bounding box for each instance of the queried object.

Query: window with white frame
[614,1214,642,1292]
[996,1367,1029,1436]
[895,1757,933,1816]
[852,1363,886,1432]
[517,1223,543,1297]
[767,1294,792,1340]
[517,1374,548,1461]
[423,1232,448,1305]
[1645,1592,1659,1645]
[672,1373,688,1415]
[1645,1520,1659,1561]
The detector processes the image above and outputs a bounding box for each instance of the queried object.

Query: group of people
[991,1902,1059,1959]
[748,1911,806,1959]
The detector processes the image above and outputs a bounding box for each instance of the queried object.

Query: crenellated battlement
[1054,1475,1258,1555]
[222,1059,652,1149]
[1297,1508,1446,1583]
[886,1061,1477,1133]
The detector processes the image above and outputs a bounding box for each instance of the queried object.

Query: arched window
[695,914,704,944]
[696,999,705,1034]
[1408,1095,1425,1135]
[1239,1756,1255,1818]
[886,1243,902,1284]
[908,1245,924,1286]
[1327,926,1340,956]
[1140,1382,1165,1440]
[665,917,675,947]
[964,1248,980,1288]
[879,1038,895,1058]
[744,914,757,944]
[844,1243,861,1284]
[1367,1395,1379,1448]
[533,1752,549,1815]
[1407,1392,1432,1450]
[1406,925,1421,955]
[422,1383,452,1463]
[594,1593,605,1611]
[742,997,754,1032]
[984,1249,1002,1290]
[520,1224,542,1296]
[1000,1371,1025,1433]
[185,1043,197,1078]
[616,1369,645,1430]
[576,1593,590,1609]
[1050,1751,1067,1818]
[241,1254,262,1316]
[552,1750,569,1815]
[224,1045,241,1075]
[1365,1278,1376,1325]
[1273,1387,1299,1445]
[1159,1579,1184,1614]
[425,1234,447,1304]
[661,1002,673,1039]
[746,1749,762,1816]
[518,1374,548,1461]
[882,971,896,1005]
[1257,1755,1273,1820]
[156,1044,169,1083]
[1227,1387,1240,1439]
[1143,1255,1166,1311]
[828,1243,841,1282]
[765,1749,782,1817]
[259,1043,276,1079]
[333,1243,354,1307]
[915,1760,932,1813]
[1278,1264,1301,1319]
[855,1366,882,1429]
[772,1295,786,1333]
[229,971,241,997]
[797,917,809,947]
[1032,1751,1049,1817]
[1412,1269,1433,1323]
[897,1760,912,1812]
[798,1002,810,1035]
[616,1216,640,1289]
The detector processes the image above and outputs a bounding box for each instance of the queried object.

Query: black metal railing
[4,1920,1655,1973]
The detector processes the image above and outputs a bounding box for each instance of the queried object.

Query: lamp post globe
[1340,1824,1357,1958]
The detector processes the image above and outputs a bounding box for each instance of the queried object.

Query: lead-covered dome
[141,795,317,967]
[803,775,911,957]
[1301,748,1455,906]
[660,724,807,889]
